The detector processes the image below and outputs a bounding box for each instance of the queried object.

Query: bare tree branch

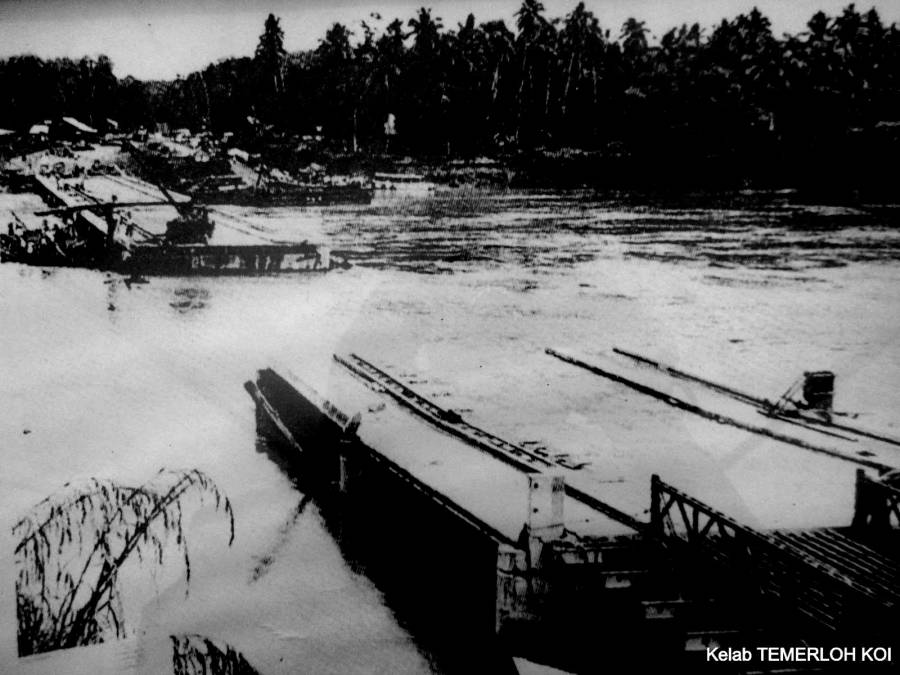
[14,468,235,656]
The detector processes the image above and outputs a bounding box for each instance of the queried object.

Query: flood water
[2,188,900,673]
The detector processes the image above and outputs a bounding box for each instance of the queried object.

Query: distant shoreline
[297,148,900,202]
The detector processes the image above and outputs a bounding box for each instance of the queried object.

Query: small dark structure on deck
[801,371,836,413]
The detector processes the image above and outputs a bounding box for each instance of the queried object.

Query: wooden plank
[815,530,900,584]
[652,478,894,633]
[773,531,900,602]
[818,528,900,568]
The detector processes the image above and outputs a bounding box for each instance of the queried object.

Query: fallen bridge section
[245,364,639,672]
[27,173,338,275]
[651,474,900,640]
[245,362,900,673]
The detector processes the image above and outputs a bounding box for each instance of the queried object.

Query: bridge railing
[650,474,890,635]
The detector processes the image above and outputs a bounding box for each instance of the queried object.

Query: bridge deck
[271,360,636,543]
[542,348,900,532]
[33,175,126,245]
[34,173,301,248]
[652,475,900,637]
[773,528,900,607]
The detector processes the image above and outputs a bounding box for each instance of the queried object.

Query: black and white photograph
[1,0,899,672]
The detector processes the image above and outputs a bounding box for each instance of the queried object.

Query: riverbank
[257,138,900,199]
[102,133,900,201]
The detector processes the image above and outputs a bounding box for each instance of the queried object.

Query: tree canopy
[1,4,898,184]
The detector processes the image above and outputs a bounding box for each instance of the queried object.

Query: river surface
[2,188,900,673]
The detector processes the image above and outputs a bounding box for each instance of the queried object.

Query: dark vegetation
[14,469,234,657]
[171,633,261,675]
[1,3,899,192]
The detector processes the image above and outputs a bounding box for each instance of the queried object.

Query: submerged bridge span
[247,357,900,673]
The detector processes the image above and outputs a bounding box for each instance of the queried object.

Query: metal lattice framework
[650,474,896,636]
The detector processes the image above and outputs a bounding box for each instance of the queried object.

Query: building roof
[28,124,49,135]
[61,117,98,134]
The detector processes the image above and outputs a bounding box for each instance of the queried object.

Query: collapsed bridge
[246,354,900,673]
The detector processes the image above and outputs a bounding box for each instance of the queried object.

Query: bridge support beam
[525,474,565,569]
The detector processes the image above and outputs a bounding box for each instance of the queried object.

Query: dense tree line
[1,3,898,187]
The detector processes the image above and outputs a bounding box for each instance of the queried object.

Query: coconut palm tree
[481,19,516,141]
[558,2,607,121]
[314,22,357,148]
[405,7,451,151]
[253,14,287,122]
[513,0,557,145]
[620,17,649,60]
[443,14,490,152]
